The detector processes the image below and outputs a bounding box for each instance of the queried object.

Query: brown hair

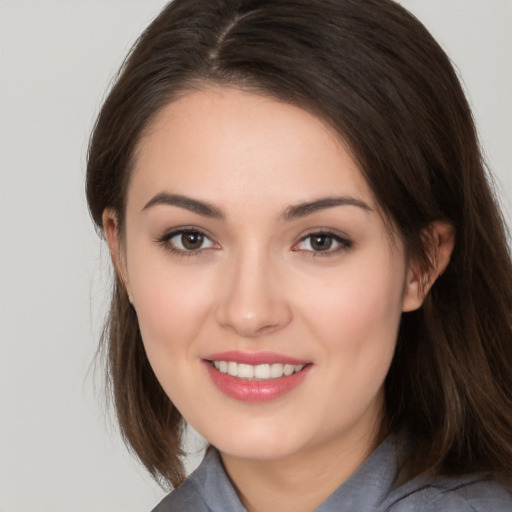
[86,0,512,488]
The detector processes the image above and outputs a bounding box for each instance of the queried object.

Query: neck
[220,417,385,512]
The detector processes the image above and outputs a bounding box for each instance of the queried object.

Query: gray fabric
[152,437,512,511]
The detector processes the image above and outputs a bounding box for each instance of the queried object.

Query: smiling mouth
[210,361,306,380]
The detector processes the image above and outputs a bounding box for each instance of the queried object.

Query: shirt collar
[192,437,398,512]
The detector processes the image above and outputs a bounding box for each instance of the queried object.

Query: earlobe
[102,208,133,302]
[402,221,455,312]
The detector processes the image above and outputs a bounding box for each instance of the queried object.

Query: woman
[86,0,512,510]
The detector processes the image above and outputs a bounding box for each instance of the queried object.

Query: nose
[215,250,292,338]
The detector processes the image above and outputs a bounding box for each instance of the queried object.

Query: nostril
[217,318,283,338]
[214,263,293,336]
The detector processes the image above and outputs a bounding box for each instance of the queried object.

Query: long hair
[86,0,512,488]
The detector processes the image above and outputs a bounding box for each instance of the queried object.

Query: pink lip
[204,350,309,366]
[202,354,312,403]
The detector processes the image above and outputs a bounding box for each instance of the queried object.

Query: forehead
[129,86,375,212]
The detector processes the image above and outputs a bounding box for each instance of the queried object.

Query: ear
[402,221,455,312]
[102,208,133,303]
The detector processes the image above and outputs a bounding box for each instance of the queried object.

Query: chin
[193,419,301,460]
[216,439,301,461]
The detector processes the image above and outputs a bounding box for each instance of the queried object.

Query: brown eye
[181,231,205,250]
[163,230,217,253]
[294,231,353,254]
[309,234,333,251]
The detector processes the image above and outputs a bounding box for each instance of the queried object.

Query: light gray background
[0,1,510,511]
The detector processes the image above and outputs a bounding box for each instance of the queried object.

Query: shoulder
[383,475,512,512]
[151,477,209,512]
[149,447,244,512]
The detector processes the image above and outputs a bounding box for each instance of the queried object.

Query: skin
[104,87,454,512]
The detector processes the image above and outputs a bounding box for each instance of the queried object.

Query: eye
[293,231,353,254]
[157,229,219,254]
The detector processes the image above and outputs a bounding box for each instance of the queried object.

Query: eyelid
[155,226,220,256]
[292,229,354,255]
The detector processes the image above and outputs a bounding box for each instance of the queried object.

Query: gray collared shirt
[152,437,512,511]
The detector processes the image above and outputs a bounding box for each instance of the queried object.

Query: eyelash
[156,228,218,257]
[293,230,354,257]
[155,228,353,257]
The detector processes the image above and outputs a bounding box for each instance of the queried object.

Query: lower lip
[204,362,311,403]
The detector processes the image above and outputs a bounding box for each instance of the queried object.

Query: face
[110,87,422,463]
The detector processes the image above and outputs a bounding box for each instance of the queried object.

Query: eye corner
[293,230,354,256]
[155,227,220,256]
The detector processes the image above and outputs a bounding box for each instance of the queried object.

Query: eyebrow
[282,196,372,220]
[142,193,371,220]
[142,193,224,218]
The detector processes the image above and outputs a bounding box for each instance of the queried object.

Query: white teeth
[227,361,237,376]
[212,361,305,380]
[283,364,295,376]
[254,364,270,379]
[270,363,284,378]
[237,364,254,379]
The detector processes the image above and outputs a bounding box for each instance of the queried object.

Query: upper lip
[204,350,310,366]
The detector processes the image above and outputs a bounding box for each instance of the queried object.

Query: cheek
[129,262,219,411]
[299,256,405,426]
[295,251,406,393]
[303,255,405,339]
[126,252,216,358]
